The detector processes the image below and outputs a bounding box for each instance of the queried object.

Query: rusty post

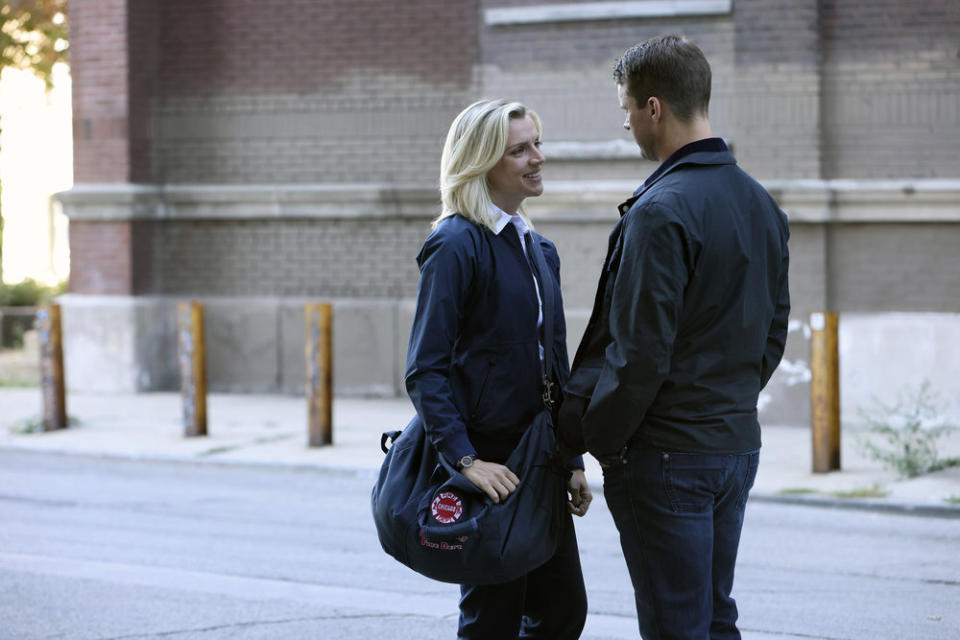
[810,311,840,473]
[177,301,208,437]
[305,302,333,447]
[37,304,67,431]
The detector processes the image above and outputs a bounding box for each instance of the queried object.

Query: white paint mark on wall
[757,392,772,412]
[788,319,810,340]
[777,358,812,386]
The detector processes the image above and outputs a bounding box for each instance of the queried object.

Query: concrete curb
[749,492,960,519]
[7,444,959,520]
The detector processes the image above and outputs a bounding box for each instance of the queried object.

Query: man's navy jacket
[558,139,790,465]
[405,214,575,467]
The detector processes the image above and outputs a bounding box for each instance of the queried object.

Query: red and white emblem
[431,491,463,524]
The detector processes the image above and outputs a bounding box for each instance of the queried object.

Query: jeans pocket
[601,457,628,497]
[661,453,722,513]
[734,452,760,508]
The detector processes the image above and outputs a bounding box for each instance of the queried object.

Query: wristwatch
[456,454,477,471]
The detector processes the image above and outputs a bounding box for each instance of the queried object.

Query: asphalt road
[0,451,957,640]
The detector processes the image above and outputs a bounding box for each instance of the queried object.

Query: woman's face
[487,115,545,214]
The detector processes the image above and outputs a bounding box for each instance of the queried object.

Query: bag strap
[525,233,557,409]
[381,430,402,453]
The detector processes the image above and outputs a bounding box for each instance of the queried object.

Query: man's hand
[462,460,520,503]
[567,469,592,517]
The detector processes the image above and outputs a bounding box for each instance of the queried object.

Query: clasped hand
[461,460,519,503]
[462,460,592,517]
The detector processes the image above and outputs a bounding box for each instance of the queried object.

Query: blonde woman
[404,99,591,639]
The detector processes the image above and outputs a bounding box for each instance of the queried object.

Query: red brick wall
[69,222,133,295]
[731,0,822,179]
[155,0,478,96]
[128,0,161,183]
[820,0,960,178]
[136,217,426,297]
[70,0,131,183]
[65,0,960,299]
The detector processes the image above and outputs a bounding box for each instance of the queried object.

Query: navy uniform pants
[457,512,587,639]
[603,446,759,640]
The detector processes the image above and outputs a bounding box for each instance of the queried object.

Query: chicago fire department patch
[431,491,463,524]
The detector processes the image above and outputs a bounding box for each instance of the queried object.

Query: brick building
[58,0,960,425]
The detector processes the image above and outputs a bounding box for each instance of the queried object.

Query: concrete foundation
[56,179,960,430]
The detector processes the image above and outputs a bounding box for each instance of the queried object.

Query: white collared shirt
[492,206,544,360]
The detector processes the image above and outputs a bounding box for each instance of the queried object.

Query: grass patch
[8,415,80,434]
[778,487,818,495]
[944,495,960,505]
[9,416,44,434]
[200,445,237,456]
[933,457,960,472]
[830,485,888,499]
[0,374,40,388]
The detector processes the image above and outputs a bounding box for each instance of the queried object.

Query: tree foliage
[0,0,68,283]
[0,0,69,87]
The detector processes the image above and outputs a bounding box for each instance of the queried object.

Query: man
[558,35,790,639]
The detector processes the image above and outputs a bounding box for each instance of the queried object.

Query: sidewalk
[1,387,959,516]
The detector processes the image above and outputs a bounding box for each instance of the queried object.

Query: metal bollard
[305,303,333,447]
[37,303,67,431]
[177,301,208,437]
[810,311,840,473]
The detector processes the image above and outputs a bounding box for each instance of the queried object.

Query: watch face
[459,455,474,468]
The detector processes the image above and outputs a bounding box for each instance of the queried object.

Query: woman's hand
[567,469,592,517]
[462,460,520,503]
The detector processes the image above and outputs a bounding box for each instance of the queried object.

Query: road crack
[92,612,429,639]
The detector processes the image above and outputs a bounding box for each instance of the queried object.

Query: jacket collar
[491,204,530,236]
[618,137,736,216]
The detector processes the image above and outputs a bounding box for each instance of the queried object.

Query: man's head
[614,35,712,160]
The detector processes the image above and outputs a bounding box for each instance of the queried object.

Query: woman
[405,98,592,639]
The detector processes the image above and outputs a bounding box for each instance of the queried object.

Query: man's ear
[648,96,662,122]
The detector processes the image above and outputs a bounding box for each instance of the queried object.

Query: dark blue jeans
[457,513,587,639]
[602,447,759,640]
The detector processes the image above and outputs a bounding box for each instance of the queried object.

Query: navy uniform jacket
[558,139,790,465]
[405,214,577,467]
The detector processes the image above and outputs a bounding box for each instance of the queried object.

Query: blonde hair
[434,99,541,232]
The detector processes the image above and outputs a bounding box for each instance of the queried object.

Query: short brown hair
[613,35,711,122]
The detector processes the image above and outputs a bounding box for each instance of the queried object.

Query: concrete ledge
[767,179,960,222]
[485,0,731,26]
[535,179,960,223]
[543,139,643,160]
[56,184,439,221]
[56,180,960,223]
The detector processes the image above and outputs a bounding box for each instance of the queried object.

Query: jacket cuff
[439,430,477,467]
[593,452,622,467]
[567,455,585,470]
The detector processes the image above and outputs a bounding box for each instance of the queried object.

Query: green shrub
[0,278,66,307]
[858,381,959,479]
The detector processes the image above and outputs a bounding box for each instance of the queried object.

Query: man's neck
[655,117,713,162]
